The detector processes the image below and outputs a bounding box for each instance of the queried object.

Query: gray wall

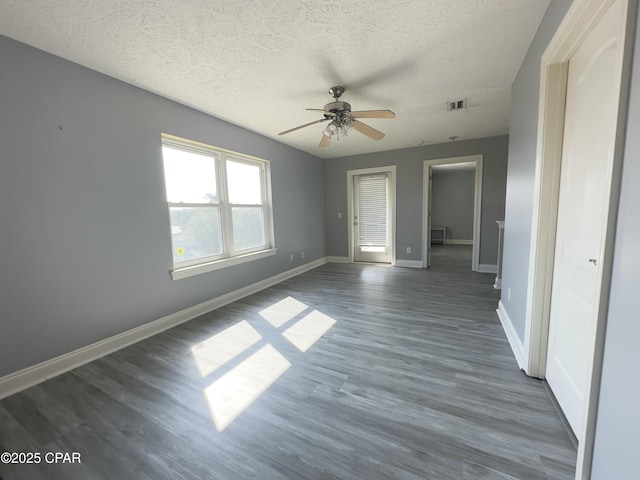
[591,3,640,477]
[325,136,508,265]
[0,36,326,378]
[500,0,574,340]
[431,169,475,241]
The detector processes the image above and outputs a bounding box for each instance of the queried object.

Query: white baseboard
[478,264,498,274]
[496,300,526,370]
[494,277,502,289]
[447,239,473,245]
[0,257,328,400]
[327,256,350,263]
[395,259,423,268]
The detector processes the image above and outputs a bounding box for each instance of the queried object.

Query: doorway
[546,0,623,440]
[422,155,483,271]
[347,166,396,264]
[523,0,631,477]
[428,162,476,271]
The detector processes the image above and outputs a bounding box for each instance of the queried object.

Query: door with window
[353,173,392,263]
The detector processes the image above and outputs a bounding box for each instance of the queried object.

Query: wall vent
[446,99,467,111]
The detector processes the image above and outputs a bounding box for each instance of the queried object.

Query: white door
[353,173,391,263]
[546,0,623,439]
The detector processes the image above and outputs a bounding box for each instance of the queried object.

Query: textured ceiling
[0,0,550,159]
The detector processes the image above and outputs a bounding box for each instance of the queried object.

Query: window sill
[171,248,278,280]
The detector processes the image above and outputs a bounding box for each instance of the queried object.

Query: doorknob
[589,258,597,266]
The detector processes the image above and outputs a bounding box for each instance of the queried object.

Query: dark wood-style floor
[0,246,576,479]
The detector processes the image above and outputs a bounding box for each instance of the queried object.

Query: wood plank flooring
[0,247,576,479]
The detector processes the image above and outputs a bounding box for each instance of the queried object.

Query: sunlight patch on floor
[259,296,309,327]
[191,320,262,377]
[282,310,337,352]
[204,343,291,432]
[196,296,338,431]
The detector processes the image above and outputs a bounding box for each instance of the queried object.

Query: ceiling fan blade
[279,118,328,136]
[351,110,396,119]
[352,120,385,141]
[319,134,331,147]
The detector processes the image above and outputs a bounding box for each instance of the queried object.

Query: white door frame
[347,166,397,265]
[422,155,483,271]
[522,0,633,478]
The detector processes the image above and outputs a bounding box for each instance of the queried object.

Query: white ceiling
[0,0,550,159]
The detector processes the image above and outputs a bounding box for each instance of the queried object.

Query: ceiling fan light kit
[279,86,396,147]
[323,118,353,139]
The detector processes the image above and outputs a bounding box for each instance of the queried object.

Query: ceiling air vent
[446,99,467,111]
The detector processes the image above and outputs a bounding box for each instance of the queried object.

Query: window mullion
[261,164,273,248]
[219,154,235,257]
[257,165,267,248]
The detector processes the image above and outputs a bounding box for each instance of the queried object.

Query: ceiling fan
[278,86,396,147]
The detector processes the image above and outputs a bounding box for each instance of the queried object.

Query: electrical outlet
[508,288,511,302]
[290,254,294,261]
[301,251,305,258]
[406,247,411,254]
[337,212,342,219]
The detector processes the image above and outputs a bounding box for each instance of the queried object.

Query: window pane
[358,174,387,246]
[227,160,262,205]
[162,146,218,204]
[232,207,265,251]
[170,207,222,262]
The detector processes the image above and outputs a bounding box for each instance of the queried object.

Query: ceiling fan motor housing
[323,101,351,119]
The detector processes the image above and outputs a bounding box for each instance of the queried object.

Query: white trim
[497,301,526,370]
[422,155,483,271]
[523,0,633,478]
[494,221,505,290]
[347,166,397,265]
[446,239,473,245]
[395,260,423,268]
[172,248,277,280]
[0,257,328,400]
[478,264,497,274]
[327,256,350,263]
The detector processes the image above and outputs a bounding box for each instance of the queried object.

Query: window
[356,174,388,253]
[161,134,275,279]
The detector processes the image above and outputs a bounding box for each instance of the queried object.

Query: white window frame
[161,134,276,280]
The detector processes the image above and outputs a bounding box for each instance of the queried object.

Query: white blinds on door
[358,174,388,246]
